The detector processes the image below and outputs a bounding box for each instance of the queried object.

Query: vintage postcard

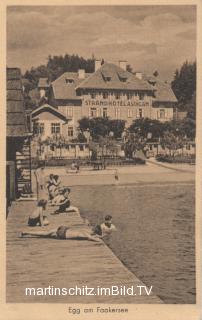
[1,0,201,319]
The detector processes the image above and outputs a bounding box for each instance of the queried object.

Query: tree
[153,70,159,77]
[161,132,185,157]
[77,132,87,143]
[126,64,133,73]
[78,117,92,132]
[124,132,146,159]
[78,117,126,141]
[171,61,196,115]
[108,120,126,139]
[24,54,98,86]
[128,118,164,139]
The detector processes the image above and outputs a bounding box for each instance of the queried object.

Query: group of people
[21,164,117,242]
[22,214,116,242]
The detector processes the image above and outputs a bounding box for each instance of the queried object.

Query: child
[28,199,49,227]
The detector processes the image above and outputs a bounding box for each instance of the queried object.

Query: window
[138,109,143,118]
[51,123,60,134]
[120,77,127,82]
[65,79,74,84]
[127,93,133,100]
[79,145,84,151]
[103,108,108,118]
[115,92,120,100]
[139,93,144,100]
[186,144,191,150]
[127,109,132,118]
[68,126,74,137]
[38,123,44,135]
[159,109,165,119]
[103,92,108,99]
[115,108,121,119]
[105,77,111,82]
[90,92,96,99]
[90,107,97,117]
[66,107,73,117]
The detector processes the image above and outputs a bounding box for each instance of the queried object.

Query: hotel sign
[84,99,150,107]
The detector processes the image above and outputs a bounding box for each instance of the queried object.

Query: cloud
[7,6,196,80]
[176,28,196,40]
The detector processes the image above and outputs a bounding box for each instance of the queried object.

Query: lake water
[71,182,195,304]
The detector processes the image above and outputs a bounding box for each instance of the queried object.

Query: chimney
[95,60,102,72]
[136,72,143,80]
[119,60,127,71]
[78,69,85,79]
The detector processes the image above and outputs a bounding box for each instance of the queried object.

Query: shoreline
[31,161,195,190]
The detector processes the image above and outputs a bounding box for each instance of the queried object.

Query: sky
[7,5,196,81]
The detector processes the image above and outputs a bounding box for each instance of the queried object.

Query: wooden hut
[7,68,32,212]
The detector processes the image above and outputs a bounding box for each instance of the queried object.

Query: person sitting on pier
[28,199,49,227]
[47,174,61,200]
[94,215,117,237]
[21,225,102,243]
[51,187,79,214]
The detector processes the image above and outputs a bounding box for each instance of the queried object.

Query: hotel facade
[40,60,177,139]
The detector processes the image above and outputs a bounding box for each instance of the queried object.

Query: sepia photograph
[5,2,200,314]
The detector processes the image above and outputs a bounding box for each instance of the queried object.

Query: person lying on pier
[93,215,117,237]
[21,225,102,243]
[28,199,49,227]
[51,187,79,214]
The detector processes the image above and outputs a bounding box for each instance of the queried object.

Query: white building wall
[151,107,173,122]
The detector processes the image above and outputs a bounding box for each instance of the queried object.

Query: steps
[16,138,32,195]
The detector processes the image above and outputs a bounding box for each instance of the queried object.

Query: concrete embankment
[7,200,162,303]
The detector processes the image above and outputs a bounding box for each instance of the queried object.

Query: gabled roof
[76,63,153,91]
[7,68,29,137]
[142,74,177,103]
[51,72,91,100]
[38,78,49,88]
[31,104,70,122]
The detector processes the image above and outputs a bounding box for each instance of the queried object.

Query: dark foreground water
[71,183,195,304]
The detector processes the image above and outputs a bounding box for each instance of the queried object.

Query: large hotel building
[35,60,177,139]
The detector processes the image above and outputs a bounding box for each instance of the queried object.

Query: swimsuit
[28,216,41,226]
[56,226,69,239]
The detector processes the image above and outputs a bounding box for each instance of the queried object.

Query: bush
[156,154,195,164]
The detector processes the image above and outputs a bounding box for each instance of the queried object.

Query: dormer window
[105,77,111,82]
[139,93,144,100]
[103,92,108,99]
[101,70,112,82]
[127,93,133,100]
[65,78,74,84]
[148,79,156,86]
[115,92,120,100]
[117,71,128,82]
[90,92,96,99]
